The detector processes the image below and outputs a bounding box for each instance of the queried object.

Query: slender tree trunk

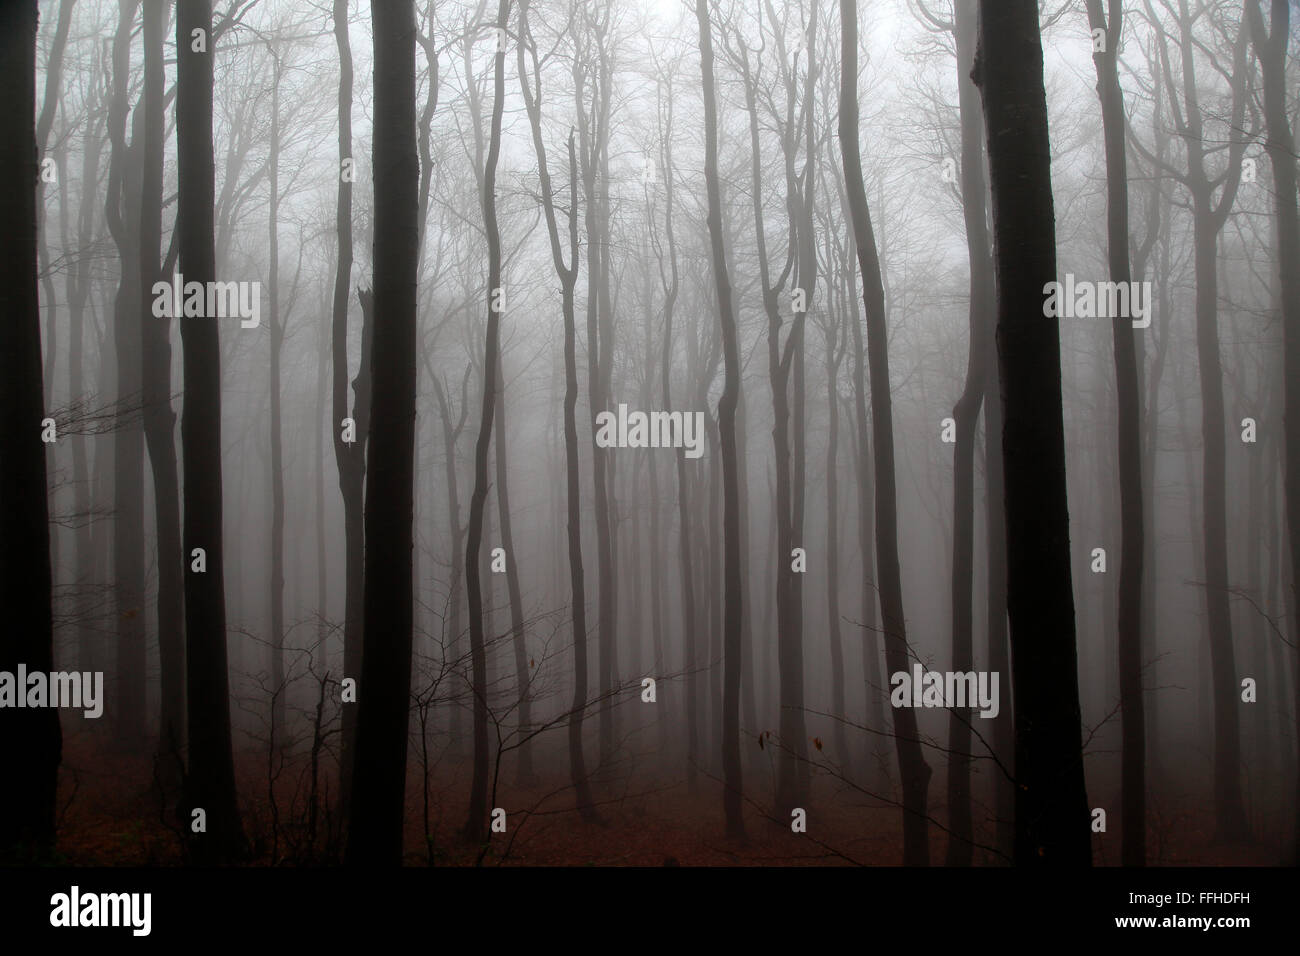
[267,50,287,744]
[70,70,104,677]
[346,0,420,866]
[696,0,744,837]
[106,0,147,755]
[138,0,186,765]
[177,0,245,864]
[973,0,1090,865]
[463,0,510,844]
[1086,0,1146,867]
[824,320,848,768]
[944,0,992,865]
[494,347,532,782]
[331,0,367,815]
[840,0,931,865]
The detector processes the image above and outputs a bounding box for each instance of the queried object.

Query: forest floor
[48,728,1288,866]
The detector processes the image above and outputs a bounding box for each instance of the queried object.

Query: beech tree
[974,0,1091,865]
[346,0,421,866]
[0,0,61,864]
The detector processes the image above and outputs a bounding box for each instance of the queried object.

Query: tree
[266,43,287,743]
[140,0,187,766]
[518,0,597,817]
[943,0,993,865]
[1085,0,1147,867]
[839,0,932,866]
[346,0,421,866]
[105,0,148,754]
[463,0,511,845]
[331,0,369,814]
[731,11,808,815]
[1135,0,1253,842]
[695,0,745,842]
[177,0,246,864]
[1245,0,1299,863]
[0,0,61,863]
[973,0,1091,865]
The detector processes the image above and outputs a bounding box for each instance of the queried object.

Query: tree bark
[944,0,991,865]
[346,0,420,866]
[331,0,367,815]
[1085,0,1147,867]
[463,0,511,844]
[176,0,245,864]
[840,0,932,865]
[138,0,186,765]
[693,0,745,833]
[0,0,61,863]
[973,0,1091,865]
[1246,0,1299,862]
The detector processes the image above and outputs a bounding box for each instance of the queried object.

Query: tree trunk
[176,0,245,864]
[138,0,186,764]
[696,0,744,838]
[944,1,991,865]
[331,0,367,815]
[106,0,147,755]
[267,49,287,743]
[462,0,510,845]
[973,0,1090,865]
[0,0,61,862]
[517,8,596,813]
[840,0,931,865]
[1085,0,1146,867]
[345,0,420,866]
[1247,0,1299,862]
[494,347,532,782]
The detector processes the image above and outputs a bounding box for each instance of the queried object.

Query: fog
[3,0,1297,868]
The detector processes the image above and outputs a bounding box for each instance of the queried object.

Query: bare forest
[2,0,1298,875]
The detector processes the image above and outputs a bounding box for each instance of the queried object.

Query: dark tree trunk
[651,75,701,789]
[1149,0,1252,843]
[1085,0,1147,867]
[70,58,105,677]
[463,0,510,845]
[430,367,467,752]
[574,35,618,769]
[694,0,745,835]
[267,49,286,743]
[736,38,807,816]
[973,0,1091,865]
[106,0,147,754]
[493,347,532,782]
[0,0,61,863]
[345,0,420,867]
[176,0,245,864]
[840,0,931,866]
[139,0,186,764]
[1246,0,1299,862]
[944,1,991,866]
[824,318,847,769]
[331,0,367,815]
